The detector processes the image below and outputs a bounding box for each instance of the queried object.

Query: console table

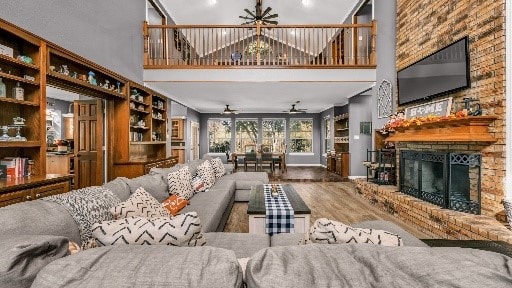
[0,174,73,208]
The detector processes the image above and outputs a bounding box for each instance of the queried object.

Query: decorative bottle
[12,82,24,100]
[0,78,6,98]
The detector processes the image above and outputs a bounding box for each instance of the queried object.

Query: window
[262,119,286,152]
[324,116,331,153]
[208,119,231,153]
[290,119,313,153]
[235,119,258,153]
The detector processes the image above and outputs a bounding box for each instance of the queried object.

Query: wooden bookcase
[333,112,350,179]
[113,82,170,178]
[171,118,184,140]
[0,19,45,176]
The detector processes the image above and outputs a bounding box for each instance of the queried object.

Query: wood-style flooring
[238,166,344,182]
[224,181,431,239]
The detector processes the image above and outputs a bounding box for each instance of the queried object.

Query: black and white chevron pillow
[304,218,403,246]
[210,157,226,178]
[91,212,206,247]
[110,187,170,220]
[196,160,216,189]
[167,166,194,200]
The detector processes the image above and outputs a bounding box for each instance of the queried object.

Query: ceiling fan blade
[263,20,278,25]
[244,8,257,18]
[261,7,272,17]
[262,14,278,20]
[255,3,262,17]
[239,15,253,20]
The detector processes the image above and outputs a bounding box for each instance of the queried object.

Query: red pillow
[162,195,189,216]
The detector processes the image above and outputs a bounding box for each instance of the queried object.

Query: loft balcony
[143,21,377,69]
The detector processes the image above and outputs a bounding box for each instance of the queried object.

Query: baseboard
[286,164,324,167]
[348,175,367,179]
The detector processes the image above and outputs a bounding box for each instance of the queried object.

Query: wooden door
[74,99,103,188]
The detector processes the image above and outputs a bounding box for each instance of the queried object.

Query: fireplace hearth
[400,150,481,214]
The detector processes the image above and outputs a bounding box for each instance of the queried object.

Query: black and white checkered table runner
[264,184,294,235]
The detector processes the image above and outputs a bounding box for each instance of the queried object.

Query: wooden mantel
[386,116,497,142]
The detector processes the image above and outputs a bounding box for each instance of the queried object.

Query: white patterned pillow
[210,157,226,178]
[91,212,206,247]
[304,218,403,246]
[196,160,216,189]
[110,187,170,220]
[167,166,194,200]
[191,172,208,192]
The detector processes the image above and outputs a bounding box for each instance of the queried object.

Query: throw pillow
[196,160,216,189]
[167,166,194,200]
[162,195,189,216]
[110,187,170,220]
[92,212,206,247]
[191,172,208,192]
[305,218,403,246]
[210,157,226,178]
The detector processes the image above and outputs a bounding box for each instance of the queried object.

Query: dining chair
[260,145,274,172]
[244,144,258,171]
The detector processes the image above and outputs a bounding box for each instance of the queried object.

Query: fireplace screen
[400,151,481,214]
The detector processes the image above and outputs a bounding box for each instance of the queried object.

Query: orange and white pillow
[162,194,189,216]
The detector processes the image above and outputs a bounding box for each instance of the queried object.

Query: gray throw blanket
[42,186,120,245]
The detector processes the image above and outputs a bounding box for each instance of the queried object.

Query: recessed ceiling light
[209,0,217,5]
[301,0,311,6]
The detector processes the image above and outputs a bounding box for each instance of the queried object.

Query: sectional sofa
[0,157,511,287]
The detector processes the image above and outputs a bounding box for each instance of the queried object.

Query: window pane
[235,119,258,153]
[208,119,231,153]
[262,119,286,153]
[290,119,313,153]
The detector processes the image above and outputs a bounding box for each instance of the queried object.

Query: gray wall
[170,101,200,163]
[348,94,372,177]
[199,113,322,165]
[0,0,145,82]
[371,0,397,148]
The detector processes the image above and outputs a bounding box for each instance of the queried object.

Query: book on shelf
[1,157,29,177]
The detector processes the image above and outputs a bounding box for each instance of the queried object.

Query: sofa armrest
[0,234,69,288]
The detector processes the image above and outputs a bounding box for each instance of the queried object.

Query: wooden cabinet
[46,153,73,175]
[0,174,72,207]
[171,118,184,140]
[333,112,350,178]
[112,157,177,179]
[171,148,185,164]
[335,152,350,180]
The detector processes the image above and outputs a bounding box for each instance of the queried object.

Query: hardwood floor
[237,166,344,182]
[224,182,431,239]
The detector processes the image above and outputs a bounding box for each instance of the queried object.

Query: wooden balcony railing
[143,21,376,68]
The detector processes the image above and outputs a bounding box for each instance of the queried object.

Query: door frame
[190,121,200,161]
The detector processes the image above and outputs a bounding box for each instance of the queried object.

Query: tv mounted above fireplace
[397,37,470,105]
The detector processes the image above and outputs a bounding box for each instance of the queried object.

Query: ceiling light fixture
[301,0,311,6]
[222,105,239,115]
[209,0,217,5]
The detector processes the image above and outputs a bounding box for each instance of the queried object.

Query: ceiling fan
[283,102,307,114]
[239,0,278,26]
[221,105,239,114]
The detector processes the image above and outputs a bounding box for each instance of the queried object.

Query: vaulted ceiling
[146,0,375,114]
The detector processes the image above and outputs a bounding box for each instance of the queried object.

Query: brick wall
[396,0,506,216]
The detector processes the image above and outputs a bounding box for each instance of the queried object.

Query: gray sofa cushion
[32,245,243,288]
[353,220,428,247]
[182,180,235,232]
[222,172,269,188]
[0,200,81,244]
[0,234,69,288]
[204,232,270,259]
[102,177,131,202]
[270,233,304,247]
[246,244,512,288]
[120,174,169,202]
[148,164,182,176]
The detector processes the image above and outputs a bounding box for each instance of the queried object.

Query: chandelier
[245,41,273,56]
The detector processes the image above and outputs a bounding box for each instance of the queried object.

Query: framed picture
[404,97,452,119]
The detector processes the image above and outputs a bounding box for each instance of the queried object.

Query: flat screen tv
[397,37,470,105]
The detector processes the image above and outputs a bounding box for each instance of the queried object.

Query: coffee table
[247,184,311,234]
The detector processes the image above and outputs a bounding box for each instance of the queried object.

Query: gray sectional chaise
[1,157,511,287]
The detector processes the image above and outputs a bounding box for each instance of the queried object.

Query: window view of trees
[236,119,258,153]
[290,119,313,153]
[208,119,231,153]
[262,119,286,152]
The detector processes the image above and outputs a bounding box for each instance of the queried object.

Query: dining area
[230,144,286,173]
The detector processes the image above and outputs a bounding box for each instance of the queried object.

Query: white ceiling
[151,0,375,114]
